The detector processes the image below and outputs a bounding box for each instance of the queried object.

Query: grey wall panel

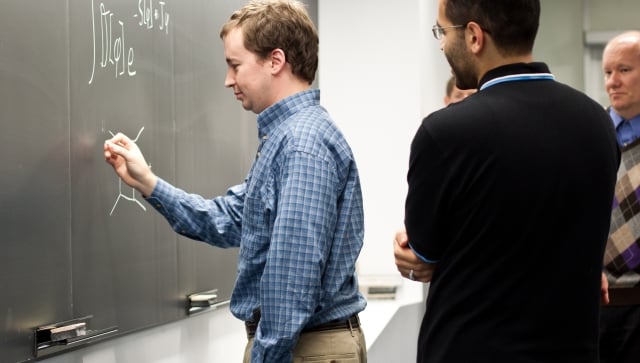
[68,0,181,339]
[0,1,72,362]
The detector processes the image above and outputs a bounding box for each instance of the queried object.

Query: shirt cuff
[144,178,176,212]
[408,242,439,264]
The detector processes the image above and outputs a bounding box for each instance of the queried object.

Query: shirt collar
[609,108,626,129]
[257,89,320,139]
[478,62,553,90]
[609,108,640,128]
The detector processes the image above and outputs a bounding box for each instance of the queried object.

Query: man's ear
[269,48,286,75]
[466,22,485,54]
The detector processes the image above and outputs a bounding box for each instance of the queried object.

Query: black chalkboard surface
[0,1,321,361]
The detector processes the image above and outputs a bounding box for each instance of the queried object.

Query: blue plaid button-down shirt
[146,89,366,362]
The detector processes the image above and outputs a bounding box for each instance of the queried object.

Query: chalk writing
[89,0,171,84]
[135,0,170,34]
[89,1,135,84]
[108,127,148,216]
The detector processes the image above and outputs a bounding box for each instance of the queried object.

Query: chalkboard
[0,1,316,361]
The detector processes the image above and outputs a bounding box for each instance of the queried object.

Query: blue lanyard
[479,73,555,91]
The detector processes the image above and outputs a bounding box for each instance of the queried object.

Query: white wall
[319,0,450,278]
[535,0,584,89]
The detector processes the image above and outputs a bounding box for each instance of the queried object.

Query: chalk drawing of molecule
[108,126,148,216]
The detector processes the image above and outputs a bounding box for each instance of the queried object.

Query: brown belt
[607,286,640,306]
[245,314,360,339]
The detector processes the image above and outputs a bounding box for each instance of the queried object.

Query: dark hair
[446,0,540,56]
[220,0,318,84]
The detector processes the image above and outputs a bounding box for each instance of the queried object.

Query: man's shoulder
[421,97,488,131]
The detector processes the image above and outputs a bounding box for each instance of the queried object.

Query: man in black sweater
[394,0,621,362]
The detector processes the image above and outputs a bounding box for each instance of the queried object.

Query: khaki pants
[243,326,367,363]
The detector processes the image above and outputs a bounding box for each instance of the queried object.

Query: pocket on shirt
[239,180,275,259]
[244,176,275,225]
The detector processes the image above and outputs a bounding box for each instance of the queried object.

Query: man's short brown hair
[220,0,318,84]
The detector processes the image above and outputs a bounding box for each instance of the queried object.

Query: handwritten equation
[89,0,171,84]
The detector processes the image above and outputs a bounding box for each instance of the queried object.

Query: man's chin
[610,99,629,111]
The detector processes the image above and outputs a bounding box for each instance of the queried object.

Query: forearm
[145,178,244,248]
[137,172,157,198]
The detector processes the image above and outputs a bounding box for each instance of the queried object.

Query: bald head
[605,31,640,49]
[603,31,640,120]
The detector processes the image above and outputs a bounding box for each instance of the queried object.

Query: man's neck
[476,53,534,85]
[615,108,640,121]
[270,76,311,107]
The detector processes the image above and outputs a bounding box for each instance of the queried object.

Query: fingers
[400,266,431,283]
[105,140,128,158]
[104,133,135,162]
[394,236,420,267]
[408,268,417,281]
[106,132,133,148]
[393,228,435,283]
[394,228,409,248]
[601,272,610,305]
[394,232,421,272]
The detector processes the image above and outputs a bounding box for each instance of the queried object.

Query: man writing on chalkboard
[103,1,367,362]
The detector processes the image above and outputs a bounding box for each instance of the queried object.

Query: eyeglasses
[432,24,465,40]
